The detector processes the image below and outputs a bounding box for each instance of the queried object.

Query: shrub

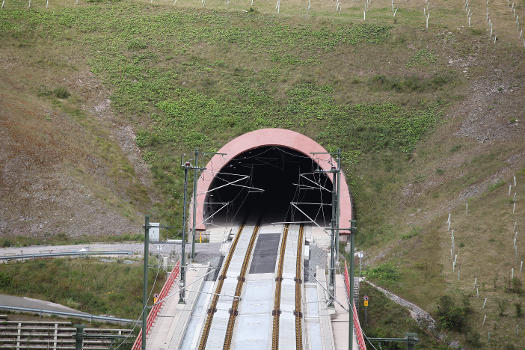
[515,302,522,318]
[435,295,469,331]
[505,277,523,294]
[465,331,482,348]
[401,226,421,240]
[364,263,400,283]
[0,272,12,288]
[488,179,505,192]
[53,86,70,99]
[498,298,508,316]
[449,144,462,153]
[127,39,147,51]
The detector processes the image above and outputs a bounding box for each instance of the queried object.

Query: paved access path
[0,294,87,315]
[0,242,221,259]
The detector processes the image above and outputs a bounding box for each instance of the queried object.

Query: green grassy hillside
[1,0,524,347]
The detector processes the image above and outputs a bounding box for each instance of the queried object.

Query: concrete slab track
[142,224,361,350]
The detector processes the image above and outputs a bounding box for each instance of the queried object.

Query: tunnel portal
[192,128,352,234]
[203,146,333,226]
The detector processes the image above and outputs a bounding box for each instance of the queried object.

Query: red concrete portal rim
[191,128,352,234]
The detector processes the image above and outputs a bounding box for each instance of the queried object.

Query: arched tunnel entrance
[192,128,352,235]
[203,146,333,226]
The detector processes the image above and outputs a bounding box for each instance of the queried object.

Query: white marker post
[363,10,366,20]
[482,314,486,326]
[514,175,517,186]
[511,267,514,279]
[307,0,310,11]
[482,297,487,309]
[509,184,513,196]
[520,260,523,273]
[393,8,397,17]
[2,0,5,8]
[476,287,479,296]
[474,277,478,289]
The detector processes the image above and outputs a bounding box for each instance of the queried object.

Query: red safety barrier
[344,261,367,350]
[132,261,181,350]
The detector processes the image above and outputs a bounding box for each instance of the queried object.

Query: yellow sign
[364,300,368,307]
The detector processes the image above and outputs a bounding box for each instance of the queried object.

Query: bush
[127,39,147,51]
[505,277,523,294]
[465,331,482,348]
[435,295,469,331]
[53,86,70,99]
[401,227,420,240]
[498,298,508,316]
[488,179,505,192]
[515,302,522,318]
[0,272,12,288]
[364,263,400,283]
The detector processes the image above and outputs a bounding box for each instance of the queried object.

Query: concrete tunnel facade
[190,128,352,234]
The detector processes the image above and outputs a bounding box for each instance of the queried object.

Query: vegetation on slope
[0,258,164,319]
[1,0,524,347]
[0,2,450,225]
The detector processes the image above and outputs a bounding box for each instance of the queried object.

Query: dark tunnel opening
[203,146,333,226]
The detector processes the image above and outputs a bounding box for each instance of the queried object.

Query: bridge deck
[144,223,361,350]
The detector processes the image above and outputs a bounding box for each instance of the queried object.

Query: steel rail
[223,224,260,350]
[295,225,304,350]
[198,224,245,350]
[271,224,289,350]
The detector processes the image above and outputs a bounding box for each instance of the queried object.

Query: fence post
[75,325,84,350]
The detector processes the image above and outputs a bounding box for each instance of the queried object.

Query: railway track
[271,224,305,350]
[271,224,289,350]
[223,224,261,350]
[199,223,305,350]
[198,224,245,350]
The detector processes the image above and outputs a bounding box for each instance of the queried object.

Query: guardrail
[0,306,138,325]
[0,320,132,350]
[344,260,367,350]
[0,250,133,261]
[132,260,180,350]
